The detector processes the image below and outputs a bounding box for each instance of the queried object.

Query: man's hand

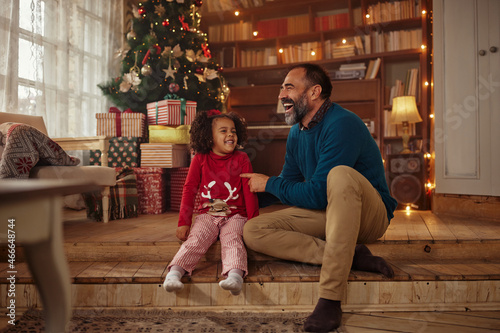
[176,225,190,241]
[240,173,269,192]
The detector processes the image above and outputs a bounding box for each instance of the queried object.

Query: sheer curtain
[0,0,124,137]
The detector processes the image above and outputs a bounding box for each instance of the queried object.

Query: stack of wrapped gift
[93,109,147,167]
[142,98,197,168]
[114,167,169,214]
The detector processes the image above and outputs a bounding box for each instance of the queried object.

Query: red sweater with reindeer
[178,150,259,227]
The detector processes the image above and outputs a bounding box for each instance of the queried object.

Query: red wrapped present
[130,167,170,215]
[147,99,196,126]
[169,167,200,212]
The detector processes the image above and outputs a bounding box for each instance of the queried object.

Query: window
[0,0,123,136]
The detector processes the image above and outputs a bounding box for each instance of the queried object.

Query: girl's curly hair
[189,111,248,154]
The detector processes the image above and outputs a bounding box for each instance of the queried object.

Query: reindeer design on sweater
[201,180,239,216]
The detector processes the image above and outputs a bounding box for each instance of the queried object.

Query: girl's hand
[176,225,190,241]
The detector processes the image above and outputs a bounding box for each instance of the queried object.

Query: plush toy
[202,198,237,217]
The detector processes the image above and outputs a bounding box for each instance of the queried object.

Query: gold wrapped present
[149,125,190,144]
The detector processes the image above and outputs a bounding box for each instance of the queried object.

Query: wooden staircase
[1,207,500,313]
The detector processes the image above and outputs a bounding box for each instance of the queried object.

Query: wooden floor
[1,206,500,332]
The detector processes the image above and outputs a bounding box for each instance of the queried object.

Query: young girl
[163,110,259,295]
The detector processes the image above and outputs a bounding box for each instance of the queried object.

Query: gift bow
[109,107,133,136]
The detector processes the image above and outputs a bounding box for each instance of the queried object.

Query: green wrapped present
[89,137,145,167]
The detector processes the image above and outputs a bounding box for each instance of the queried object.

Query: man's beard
[283,92,309,125]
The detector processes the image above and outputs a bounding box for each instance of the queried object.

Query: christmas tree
[98,0,227,114]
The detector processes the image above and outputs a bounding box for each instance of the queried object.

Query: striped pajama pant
[168,213,248,277]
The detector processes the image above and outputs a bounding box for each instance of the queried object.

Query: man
[241,63,397,332]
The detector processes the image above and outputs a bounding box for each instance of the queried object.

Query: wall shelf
[202,0,432,172]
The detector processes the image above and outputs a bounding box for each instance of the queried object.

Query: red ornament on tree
[195,0,203,7]
[195,67,204,75]
[162,19,169,27]
[217,66,224,73]
[138,7,145,15]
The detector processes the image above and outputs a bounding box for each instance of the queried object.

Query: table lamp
[390,96,422,154]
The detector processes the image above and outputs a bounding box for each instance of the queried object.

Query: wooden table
[53,136,111,166]
[0,179,101,332]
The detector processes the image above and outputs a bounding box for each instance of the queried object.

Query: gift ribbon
[109,107,133,136]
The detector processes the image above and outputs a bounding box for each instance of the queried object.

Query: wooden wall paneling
[175,283,212,307]
[245,282,281,305]
[476,280,500,303]
[211,282,246,306]
[346,281,380,305]
[278,282,315,305]
[412,281,445,304]
[141,283,176,307]
[379,281,414,305]
[72,284,107,308]
[107,284,142,307]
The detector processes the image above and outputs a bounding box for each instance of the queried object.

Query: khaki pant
[243,165,389,300]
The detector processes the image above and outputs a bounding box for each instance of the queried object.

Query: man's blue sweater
[265,102,398,221]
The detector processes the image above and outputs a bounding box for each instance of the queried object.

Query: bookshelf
[201,0,432,170]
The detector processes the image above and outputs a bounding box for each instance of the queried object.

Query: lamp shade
[390,96,423,124]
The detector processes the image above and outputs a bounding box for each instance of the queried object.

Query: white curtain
[0,0,124,137]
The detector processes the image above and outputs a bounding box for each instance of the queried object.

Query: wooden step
[2,260,500,311]
[4,240,500,263]
[3,259,500,285]
[2,208,499,312]
[59,240,500,262]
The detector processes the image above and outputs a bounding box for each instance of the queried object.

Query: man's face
[279,68,311,125]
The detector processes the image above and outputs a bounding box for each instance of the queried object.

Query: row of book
[387,68,420,105]
[208,21,253,42]
[208,22,421,46]
[369,29,422,53]
[280,42,320,64]
[203,0,264,12]
[324,40,351,59]
[314,12,350,31]
[366,0,422,24]
[256,14,310,39]
[240,48,278,67]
